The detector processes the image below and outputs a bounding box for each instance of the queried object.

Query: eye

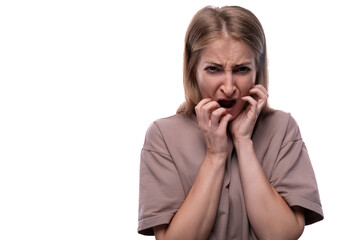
[233,66,251,73]
[205,66,220,73]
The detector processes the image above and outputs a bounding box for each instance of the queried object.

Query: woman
[138,6,323,240]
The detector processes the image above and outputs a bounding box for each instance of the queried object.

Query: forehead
[199,37,255,63]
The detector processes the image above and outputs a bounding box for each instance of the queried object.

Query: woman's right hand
[195,98,232,161]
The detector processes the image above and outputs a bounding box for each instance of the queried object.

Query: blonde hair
[177,6,273,117]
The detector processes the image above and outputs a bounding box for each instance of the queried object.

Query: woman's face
[196,37,257,120]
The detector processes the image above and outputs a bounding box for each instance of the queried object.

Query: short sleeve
[270,115,324,225]
[138,121,185,235]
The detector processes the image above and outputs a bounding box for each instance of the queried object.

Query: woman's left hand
[229,84,268,143]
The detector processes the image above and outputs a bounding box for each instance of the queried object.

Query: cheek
[196,69,206,97]
[246,72,257,92]
[237,78,255,96]
[251,71,256,85]
[197,74,219,98]
[196,80,207,98]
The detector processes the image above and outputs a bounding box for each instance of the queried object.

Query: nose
[220,71,236,97]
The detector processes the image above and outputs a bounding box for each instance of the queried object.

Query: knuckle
[202,105,210,111]
[199,124,207,132]
[212,110,221,118]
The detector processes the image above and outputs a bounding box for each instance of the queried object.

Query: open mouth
[218,100,236,108]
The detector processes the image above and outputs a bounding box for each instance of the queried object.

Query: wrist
[233,138,255,164]
[233,138,253,149]
[205,152,227,167]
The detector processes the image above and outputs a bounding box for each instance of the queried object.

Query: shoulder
[143,114,197,150]
[259,110,296,127]
[154,113,197,129]
[149,114,198,138]
[146,114,189,133]
[254,110,302,146]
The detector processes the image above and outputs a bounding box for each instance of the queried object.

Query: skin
[196,35,257,122]
[154,37,305,240]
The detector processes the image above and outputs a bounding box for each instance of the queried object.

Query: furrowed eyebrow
[233,62,253,68]
[205,62,223,67]
[204,61,253,68]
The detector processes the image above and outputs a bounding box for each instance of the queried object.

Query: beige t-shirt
[138,110,323,239]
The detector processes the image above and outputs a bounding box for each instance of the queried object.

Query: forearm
[235,139,304,240]
[157,154,226,240]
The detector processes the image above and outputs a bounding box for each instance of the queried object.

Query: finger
[195,98,212,115]
[241,96,258,115]
[196,99,221,129]
[249,90,267,110]
[249,85,268,100]
[218,113,232,130]
[195,99,212,130]
[195,98,213,122]
[242,95,257,106]
[201,101,221,122]
[210,107,228,128]
[249,85,268,110]
[252,84,269,96]
[202,100,221,112]
[197,98,213,107]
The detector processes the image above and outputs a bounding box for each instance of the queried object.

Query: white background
[1,0,359,239]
